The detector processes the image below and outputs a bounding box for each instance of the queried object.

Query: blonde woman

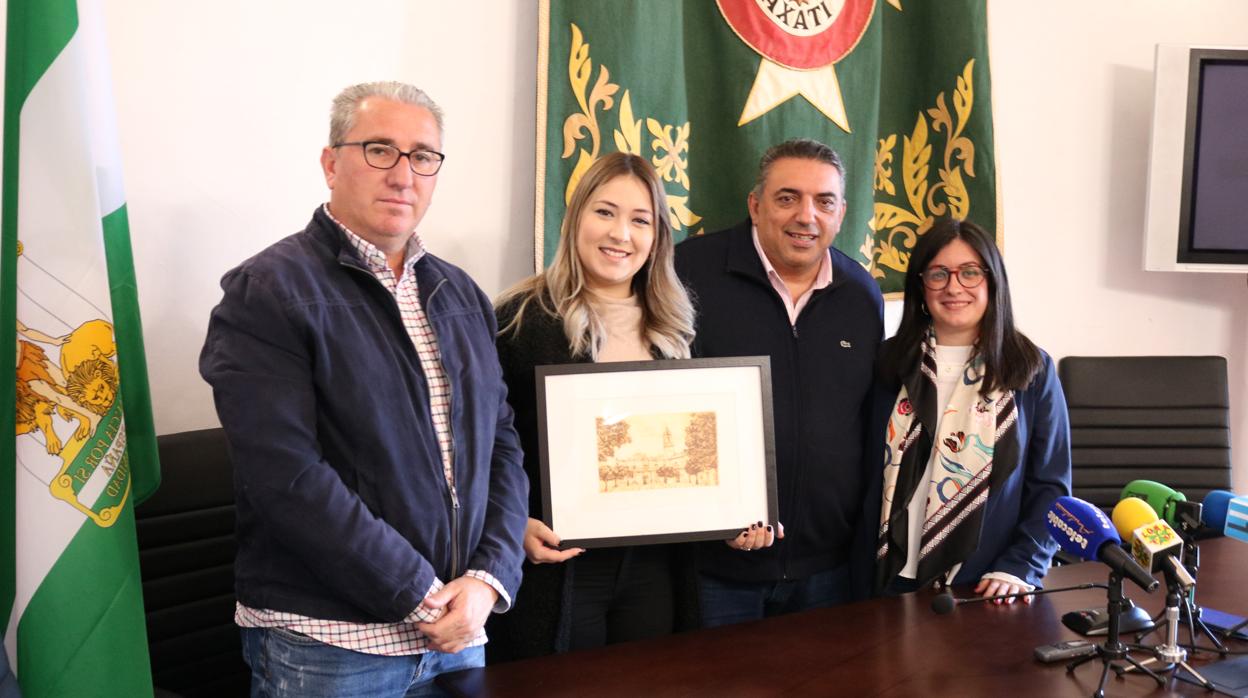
[486,152,696,660]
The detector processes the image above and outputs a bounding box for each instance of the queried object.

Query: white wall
[989,1,1248,493]
[99,1,540,434]
[3,1,1245,491]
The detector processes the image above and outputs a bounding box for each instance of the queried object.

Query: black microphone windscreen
[931,592,956,615]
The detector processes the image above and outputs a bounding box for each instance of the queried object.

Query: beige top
[587,290,652,362]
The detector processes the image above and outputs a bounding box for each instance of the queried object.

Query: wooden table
[442,538,1247,697]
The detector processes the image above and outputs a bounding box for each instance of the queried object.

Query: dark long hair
[880,218,1041,394]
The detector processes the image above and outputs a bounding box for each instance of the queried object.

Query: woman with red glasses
[863,218,1072,603]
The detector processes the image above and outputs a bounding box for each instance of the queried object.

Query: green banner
[537,0,996,296]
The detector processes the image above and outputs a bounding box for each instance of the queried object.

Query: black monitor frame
[1173,47,1248,264]
[1176,48,1248,265]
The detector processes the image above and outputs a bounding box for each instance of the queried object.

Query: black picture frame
[535,356,778,549]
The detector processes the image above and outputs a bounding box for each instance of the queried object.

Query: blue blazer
[857,350,1072,592]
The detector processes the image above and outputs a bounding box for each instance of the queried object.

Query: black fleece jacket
[674,221,884,583]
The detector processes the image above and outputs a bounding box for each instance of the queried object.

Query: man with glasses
[201,82,528,696]
[674,138,883,627]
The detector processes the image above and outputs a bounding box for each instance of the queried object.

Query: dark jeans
[570,545,675,650]
[240,627,483,698]
[698,563,852,628]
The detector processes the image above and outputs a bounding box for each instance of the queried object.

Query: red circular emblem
[717,0,875,70]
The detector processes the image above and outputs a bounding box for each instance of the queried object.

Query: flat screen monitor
[1144,45,1248,273]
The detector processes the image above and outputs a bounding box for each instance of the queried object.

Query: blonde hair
[498,152,694,360]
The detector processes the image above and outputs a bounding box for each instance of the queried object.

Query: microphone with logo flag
[1201,490,1234,531]
[1110,497,1184,575]
[1202,490,1248,544]
[1109,500,1214,689]
[1121,480,1202,534]
[1202,491,1248,643]
[1058,497,1159,637]
[1054,496,1167,692]
[1045,496,1158,593]
[1113,489,1237,655]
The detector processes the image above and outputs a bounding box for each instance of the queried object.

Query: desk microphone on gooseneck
[1112,497,1185,576]
[930,582,1108,615]
[932,496,1157,615]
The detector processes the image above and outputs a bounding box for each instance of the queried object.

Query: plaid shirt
[235,205,509,656]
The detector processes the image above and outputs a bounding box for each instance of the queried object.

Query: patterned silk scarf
[875,330,1020,590]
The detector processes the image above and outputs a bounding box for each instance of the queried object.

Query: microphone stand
[1118,559,1215,690]
[1134,528,1228,655]
[1066,570,1163,698]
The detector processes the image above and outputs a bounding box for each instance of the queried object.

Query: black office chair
[136,428,248,698]
[1058,356,1232,511]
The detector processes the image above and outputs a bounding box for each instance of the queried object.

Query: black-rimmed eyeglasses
[920,264,989,291]
[333,141,445,176]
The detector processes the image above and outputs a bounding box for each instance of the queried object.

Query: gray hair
[752,138,846,198]
[328,81,445,146]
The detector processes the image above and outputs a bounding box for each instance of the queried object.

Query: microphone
[1111,497,1158,540]
[1202,490,1248,543]
[930,582,1107,615]
[1045,496,1159,593]
[1121,479,1202,533]
[1202,490,1235,530]
[1110,497,1184,575]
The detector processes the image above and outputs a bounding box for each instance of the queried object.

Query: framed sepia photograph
[536,356,777,548]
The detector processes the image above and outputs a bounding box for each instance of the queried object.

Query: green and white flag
[537,0,997,296]
[2,0,160,695]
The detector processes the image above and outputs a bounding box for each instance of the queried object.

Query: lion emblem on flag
[16,317,119,462]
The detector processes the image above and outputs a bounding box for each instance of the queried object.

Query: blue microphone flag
[1226,496,1248,544]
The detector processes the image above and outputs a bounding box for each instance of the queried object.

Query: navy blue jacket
[200,208,528,623]
[858,346,1072,591]
[674,221,884,582]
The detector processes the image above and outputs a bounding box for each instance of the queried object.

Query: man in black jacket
[674,139,883,627]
